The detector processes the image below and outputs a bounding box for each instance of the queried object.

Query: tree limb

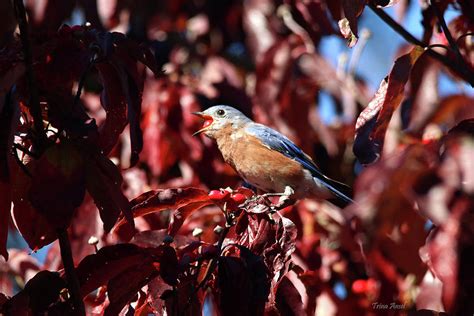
[368,3,474,87]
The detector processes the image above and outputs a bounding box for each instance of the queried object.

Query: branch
[57,228,85,316]
[368,3,474,87]
[13,0,46,147]
[430,0,464,63]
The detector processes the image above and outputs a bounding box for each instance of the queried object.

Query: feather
[245,123,353,204]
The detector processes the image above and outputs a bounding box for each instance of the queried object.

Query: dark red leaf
[65,194,105,265]
[29,142,86,229]
[92,30,158,167]
[95,62,128,156]
[354,46,425,164]
[422,199,465,314]
[0,63,24,260]
[3,271,67,315]
[0,94,20,260]
[114,188,212,235]
[85,151,133,232]
[76,243,147,297]
[110,60,143,166]
[275,276,304,316]
[161,278,202,316]
[217,256,257,316]
[10,158,57,250]
[168,200,214,236]
[105,264,157,316]
[217,247,270,316]
[158,244,179,286]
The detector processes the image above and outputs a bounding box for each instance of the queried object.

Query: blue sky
[318,2,473,124]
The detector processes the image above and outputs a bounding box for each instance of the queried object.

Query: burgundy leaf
[275,276,304,316]
[354,46,425,164]
[168,200,213,236]
[422,198,466,314]
[0,91,20,260]
[29,142,86,229]
[114,188,212,234]
[2,271,67,315]
[217,248,270,316]
[95,62,128,156]
[158,244,179,286]
[0,63,24,260]
[105,264,157,316]
[10,159,57,250]
[75,243,148,297]
[85,151,133,232]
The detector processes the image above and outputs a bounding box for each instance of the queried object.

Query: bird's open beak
[192,112,214,136]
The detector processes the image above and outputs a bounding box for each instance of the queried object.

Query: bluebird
[193,105,353,206]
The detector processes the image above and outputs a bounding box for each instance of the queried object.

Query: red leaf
[3,271,67,315]
[217,247,270,316]
[76,243,148,297]
[10,159,57,250]
[0,64,24,260]
[95,62,128,156]
[168,200,214,236]
[105,264,157,316]
[92,31,158,167]
[354,46,425,164]
[85,151,133,232]
[114,188,213,235]
[275,276,304,316]
[29,142,86,229]
[158,244,179,286]
[422,199,466,313]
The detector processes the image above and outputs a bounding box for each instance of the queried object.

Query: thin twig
[73,55,96,107]
[11,149,32,177]
[430,0,464,63]
[368,3,474,87]
[57,228,85,316]
[13,143,39,159]
[13,0,46,147]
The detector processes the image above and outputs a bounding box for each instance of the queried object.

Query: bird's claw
[240,186,296,211]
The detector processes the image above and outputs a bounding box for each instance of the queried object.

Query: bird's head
[192,105,250,138]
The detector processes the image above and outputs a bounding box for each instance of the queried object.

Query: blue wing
[245,123,353,204]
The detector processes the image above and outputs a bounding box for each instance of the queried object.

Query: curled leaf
[354,46,425,164]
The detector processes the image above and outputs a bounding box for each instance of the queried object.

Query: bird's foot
[262,186,296,211]
[239,186,296,211]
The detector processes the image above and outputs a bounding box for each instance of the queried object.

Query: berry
[208,189,230,201]
[230,193,246,204]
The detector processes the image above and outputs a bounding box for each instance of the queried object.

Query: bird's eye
[216,109,225,117]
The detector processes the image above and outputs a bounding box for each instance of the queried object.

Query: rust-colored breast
[217,132,306,193]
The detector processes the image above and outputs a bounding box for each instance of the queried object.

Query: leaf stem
[368,3,474,87]
[57,228,85,316]
[73,55,96,107]
[13,0,46,147]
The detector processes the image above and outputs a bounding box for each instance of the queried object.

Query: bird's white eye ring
[216,109,225,116]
